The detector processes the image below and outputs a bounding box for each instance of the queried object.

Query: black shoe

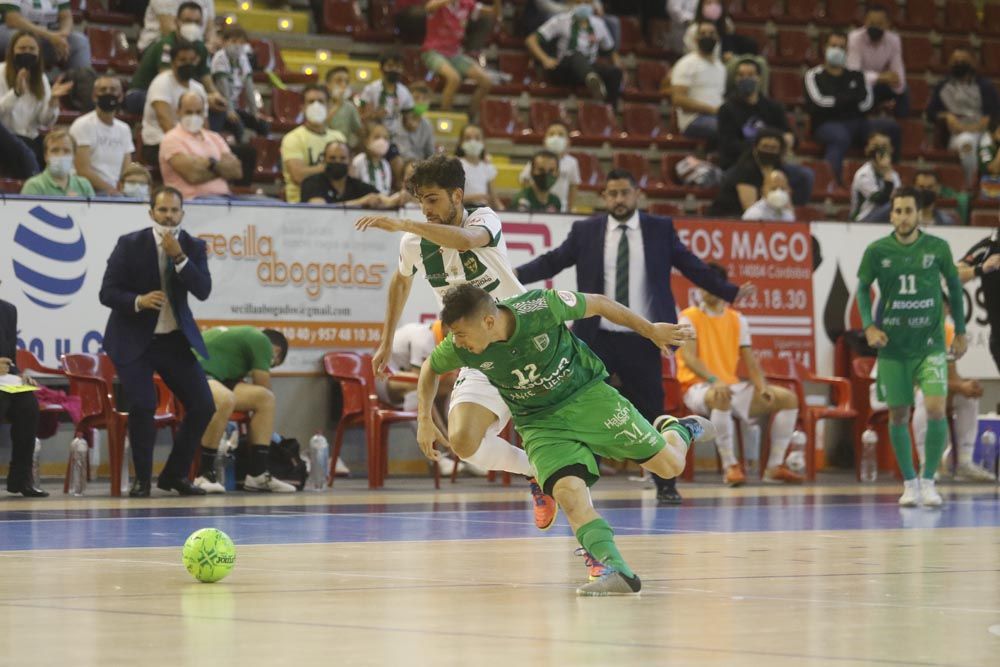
[656,485,683,506]
[6,482,49,497]
[129,479,151,497]
[157,476,207,496]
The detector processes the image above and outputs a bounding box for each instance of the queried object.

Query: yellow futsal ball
[182,528,236,583]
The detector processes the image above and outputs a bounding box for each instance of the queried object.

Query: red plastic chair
[322,0,366,34]
[774,30,817,67]
[774,0,822,24]
[479,98,522,138]
[270,88,303,133]
[248,137,281,183]
[900,35,933,74]
[783,358,856,481]
[574,101,625,145]
[493,52,533,95]
[658,154,718,199]
[941,0,978,33]
[16,349,71,434]
[804,160,849,202]
[895,0,937,30]
[908,77,930,114]
[770,70,804,107]
[981,42,1000,78]
[819,0,862,25]
[985,3,1000,35]
[649,202,684,217]
[623,60,668,102]
[731,0,776,22]
[620,103,664,145]
[611,152,652,190]
[86,26,137,73]
[520,100,572,143]
[571,151,604,192]
[615,15,643,55]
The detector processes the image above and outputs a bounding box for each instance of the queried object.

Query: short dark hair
[380,52,403,67]
[221,24,248,42]
[326,65,349,81]
[171,39,199,61]
[262,329,288,366]
[706,261,728,281]
[151,185,184,209]
[914,169,939,183]
[531,150,559,169]
[827,30,848,43]
[409,155,466,193]
[441,284,496,326]
[177,1,203,18]
[865,3,889,16]
[735,58,762,75]
[604,169,637,188]
[303,83,330,102]
[755,127,786,152]
[890,186,919,208]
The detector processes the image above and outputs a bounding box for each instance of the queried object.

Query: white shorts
[448,367,511,432]
[684,381,755,421]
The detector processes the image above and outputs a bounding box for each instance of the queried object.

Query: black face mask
[756,150,781,168]
[697,37,717,54]
[951,63,973,79]
[176,63,197,82]
[384,71,401,84]
[866,26,884,41]
[532,172,556,191]
[325,161,348,180]
[12,52,38,72]
[96,94,120,112]
[916,188,937,208]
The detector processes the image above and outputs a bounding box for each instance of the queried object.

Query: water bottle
[68,436,89,496]
[786,430,807,474]
[31,438,41,486]
[742,422,761,475]
[308,433,330,491]
[120,436,131,494]
[981,430,998,476]
[860,429,879,482]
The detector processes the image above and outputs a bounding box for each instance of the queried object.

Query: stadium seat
[940,0,977,33]
[84,3,134,25]
[895,163,917,186]
[773,0,822,24]
[0,178,23,193]
[971,209,998,227]
[619,103,663,146]
[985,3,1000,36]
[841,159,865,188]
[571,151,605,191]
[804,160,849,202]
[623,60,668,102]
[367,0,398,41]
[731,0,776,22]
[900,35,933,74]
[650,202,685,217]
[774,30,816,67]
[933,37,970,74]
[793,205,824,222]
[87,26,137,74]
[270,88,303,133]
[898,118,927,160]
[982,42,1000,77]
[248,137,281,183]
[249,39,315,84]
[512,100,572,144]
[616,16,643,55]
[322,0,366,34]
[611,152,653,189]
[770,70,804,107]
[895,0,937,31]
[907,77,930,113]
[936,163,966,192]
[737,26,771,60]
[479,98,522,138]
[574,101,626,145]
[492,52,533,95]
[818,0,862,26]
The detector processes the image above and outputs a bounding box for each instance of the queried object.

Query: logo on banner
[11,206,87,309]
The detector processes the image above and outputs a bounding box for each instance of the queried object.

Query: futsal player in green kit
[416,283,715,596]
[856,186,968,507]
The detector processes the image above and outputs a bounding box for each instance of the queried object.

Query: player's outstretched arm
[355,215,491,251]
[416,359,449,461]
[581,293,694,354]
[373,270,415,377]
[942,244,969,358]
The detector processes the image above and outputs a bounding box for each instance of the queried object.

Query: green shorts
[421,50,477,77]
[515,382,664,496]
[876,352,948,407]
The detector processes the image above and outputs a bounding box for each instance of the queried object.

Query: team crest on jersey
[922,254,934,268]
[464,256,479,273]
[881,259,891,268]
[557,291,578,307]
[479,362,494,370]
[532,334,550,351]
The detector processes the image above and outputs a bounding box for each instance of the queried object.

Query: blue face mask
[573,4,593,20]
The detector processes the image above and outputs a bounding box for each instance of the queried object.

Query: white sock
[913,391,928,466]
[460,432,535,477]
[954,394,979,465]
[710,409,737,467]
[766,409,798,468]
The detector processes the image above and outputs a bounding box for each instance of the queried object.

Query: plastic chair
[322,0,366,34]
[731,0,776,22]
[249,137,281,182]
[819,0,862,25]
[900,35,933,75]
[804,160,849,202]
[770,70,805,107]
[479,98,522,138]
[985,3,1000,35]
[574,102,625,145]
[623,61,668,102]
[620,103,664,145]
[270,88,303,133]
[521,100,572,143]
[493,52,533,95]
[774,0,822,24]
[571,151,604,192]
[895,0,937,30]
[86,26,137,73]
[611,152,652,190]
[774,30,816,67]
[941,0,978,33]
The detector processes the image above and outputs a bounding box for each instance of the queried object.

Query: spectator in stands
[359,53,412,131]
[351,122,394,195]
[159,91,242,200]
[979,122,1000,191]
[21,128,94,197]
[741,169,794,222]
[325,65,363,150]
[519,122,580,212]
[666,0,697,54]
[521,1,619,47]
[526,0,623,107]
[850,132,899,223]
[676,261,803,487]
[718,57,813,205]
[914,170,957,226]
[279,84,347,203]
[210,24,268,144]
[805,31,900,184]
[0,0,90,71]
[682,0,757,61]
[140,39,207,166]
[69,76,133,196]
[0,32,71,168]
[456,123,503,210]
[670,21,726,141]
[927,46,1000,189]
[398,158,422,211]
[516,150,561,212]
[138,0,216,54]
[303,140,390,207]
[395,103,435,163]
[127,3,227,119]
[846,4,907,117]
[709,128,785,217]
[421,0,498,115]
[120,162,152,200]
[0,119,37,179]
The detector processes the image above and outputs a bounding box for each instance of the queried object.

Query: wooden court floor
[0,478,998,666]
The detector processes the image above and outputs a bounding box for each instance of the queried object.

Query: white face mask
[154,221,182,237]
[179,22,204,42]
[305,101,327,125]
[123,182,149,200]
[180,113,204,133]
[544,134,568,155]
[461,139,484,158]
[47,155,73,179]
[766,188,790,210]
[368,137,390,157]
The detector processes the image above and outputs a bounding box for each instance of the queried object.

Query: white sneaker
[954,462,996,483]
[244,472,296,493]
[435,457,464,477]
[333,456,351,477]
[193,475,225,494]
[920,480,943,508]
[898,479,921,507]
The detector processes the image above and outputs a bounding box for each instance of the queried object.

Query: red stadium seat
[985,3,1000,36]
[571,151,605,192]
[493,52,533,95]
[367,0,398,39]
[512,100,573,144]
[737,26,770,60]
[0,178,23,193]
[84,4,134,25]
[804,160,849,202]
[898,118,928,160]
[818,0,862,26]
[249,39,315,84]
[841,159,865,188]
[731,0,776,22]
[895,0,938,31]
[249,137,280,183]
[619,103,663,145]
[616,16,643,55]
[770,70,804,107]
[908,77,930,113]
[611,152,653,189]
[479,98,522,138]
[270,88,303,133]
[623,60,668,102]
[774,0,822,24]
[574,101,625,145]
[901,35,933,74]
[322,0,366,34]
[774,30,816,67]
[982,42,1000,77]
[895,163,917,186]
[87,26,137,73]
[636,17,674,59]
[941,0,978,33]
[650,202,685,217]
[971,209,998,227]
[793,205,824,222]
[936,163,966,192]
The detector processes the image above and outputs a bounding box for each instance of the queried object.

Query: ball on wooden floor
[182,528,236,583]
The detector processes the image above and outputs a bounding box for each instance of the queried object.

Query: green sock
[576,518,634,579]
[660,419,693,445]
[889,422,917,480]
[922,418,949,480]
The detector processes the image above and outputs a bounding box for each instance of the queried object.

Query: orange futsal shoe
[724,463,746,487]
[764,464,805,484]
[528,477,558,530]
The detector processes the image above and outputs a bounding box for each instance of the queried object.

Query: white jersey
[390,322,437,372]
[398,207,526,307]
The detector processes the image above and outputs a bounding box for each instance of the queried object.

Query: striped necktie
[615,224,629,306]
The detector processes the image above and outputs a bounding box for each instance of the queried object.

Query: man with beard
[516,169,754,505]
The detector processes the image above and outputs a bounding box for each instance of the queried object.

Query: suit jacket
[99,228,211,365]
[516,212,739,344]
[0,299,21,375]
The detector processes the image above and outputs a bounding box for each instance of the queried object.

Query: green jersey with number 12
[856,231,961,359]
[430,289,609,420]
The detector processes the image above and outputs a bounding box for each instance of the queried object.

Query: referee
[958,227,1000,371]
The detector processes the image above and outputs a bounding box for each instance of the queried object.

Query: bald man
[742,169,795,222]
[159,91,242,200]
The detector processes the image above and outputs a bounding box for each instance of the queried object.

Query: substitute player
[857,186,968,507]
[355,155,557,528]
[417,284,714,596]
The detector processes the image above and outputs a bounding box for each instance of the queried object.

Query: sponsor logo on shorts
[603,404,630,429]
[532,334,550,351]
[557,290,578,307]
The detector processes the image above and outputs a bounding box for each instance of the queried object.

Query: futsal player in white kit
[356,155,558,529]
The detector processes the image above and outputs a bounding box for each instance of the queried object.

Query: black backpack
[233,436,306,491]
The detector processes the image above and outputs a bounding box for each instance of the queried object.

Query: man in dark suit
[516,169,752,505]
[99,186,215,497]
[0,295,48,497]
